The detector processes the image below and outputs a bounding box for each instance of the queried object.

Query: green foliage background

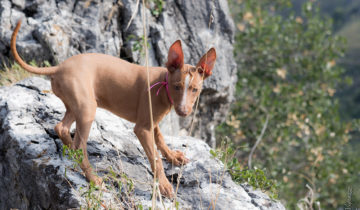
[218,0,360,208]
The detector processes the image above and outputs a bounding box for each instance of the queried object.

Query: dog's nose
[177,106,188,117]
[179,110,187,116]
[178,111,187,117]
[181,106,188,114]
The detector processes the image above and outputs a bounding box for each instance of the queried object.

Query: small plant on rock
[210,140,278,199]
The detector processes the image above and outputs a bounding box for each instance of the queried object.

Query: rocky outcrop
[0,0,237,147]
[0,77,284,210]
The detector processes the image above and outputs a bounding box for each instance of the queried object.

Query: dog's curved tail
[11,21,58,75]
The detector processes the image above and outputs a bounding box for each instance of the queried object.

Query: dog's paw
[54,123,72,146]
[85,169,103,186]
[166,150,189,166]
[159,176,174,198]
[93,176,103,186]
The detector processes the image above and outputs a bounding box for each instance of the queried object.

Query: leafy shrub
[218,0,360,208]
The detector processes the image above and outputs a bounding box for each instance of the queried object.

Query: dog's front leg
[154,125,189,166]
[134,125,174,198]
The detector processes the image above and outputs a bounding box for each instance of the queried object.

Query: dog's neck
[148,67,174,107]
[149,70,174,105]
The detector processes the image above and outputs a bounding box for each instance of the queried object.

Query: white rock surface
[0,78,285,210]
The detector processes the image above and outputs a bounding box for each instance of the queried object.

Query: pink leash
[149,72,174,104]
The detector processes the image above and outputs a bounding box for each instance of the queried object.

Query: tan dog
[11,21,216,197]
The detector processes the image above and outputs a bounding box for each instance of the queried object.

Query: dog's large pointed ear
[166,40,184,73]
[196,48,216,79]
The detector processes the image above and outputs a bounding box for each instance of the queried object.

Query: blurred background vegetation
[217,0,360,209]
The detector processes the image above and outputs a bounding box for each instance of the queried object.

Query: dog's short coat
[11,21,216,197]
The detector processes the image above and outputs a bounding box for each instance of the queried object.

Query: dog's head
[166,40,216,117]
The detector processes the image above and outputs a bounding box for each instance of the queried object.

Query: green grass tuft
[0,60,50,86]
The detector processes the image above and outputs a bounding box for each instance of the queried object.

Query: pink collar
[149,72,174,104]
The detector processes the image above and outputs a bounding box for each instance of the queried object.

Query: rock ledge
[0,78,284,210]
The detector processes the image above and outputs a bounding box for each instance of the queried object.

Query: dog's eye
[174,85,181,91]
[192,88,198,93]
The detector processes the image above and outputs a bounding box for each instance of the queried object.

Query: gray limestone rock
[0,0,237,147]
[0,77,284,210]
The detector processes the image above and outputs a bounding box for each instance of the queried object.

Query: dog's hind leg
[52,79,75,147]
[71,101,102,185]
[55,107,75,146]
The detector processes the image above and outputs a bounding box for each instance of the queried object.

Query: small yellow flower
[243,12,253,21]
[276,68,287,79]
[273,84,281,93]
[295,17,303,24]
[327,88,335,96]
[315,125,325,136]
[326,60,336,69]
[330,178,336,184]
[236,130,246,139]
[237,23,245,32]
